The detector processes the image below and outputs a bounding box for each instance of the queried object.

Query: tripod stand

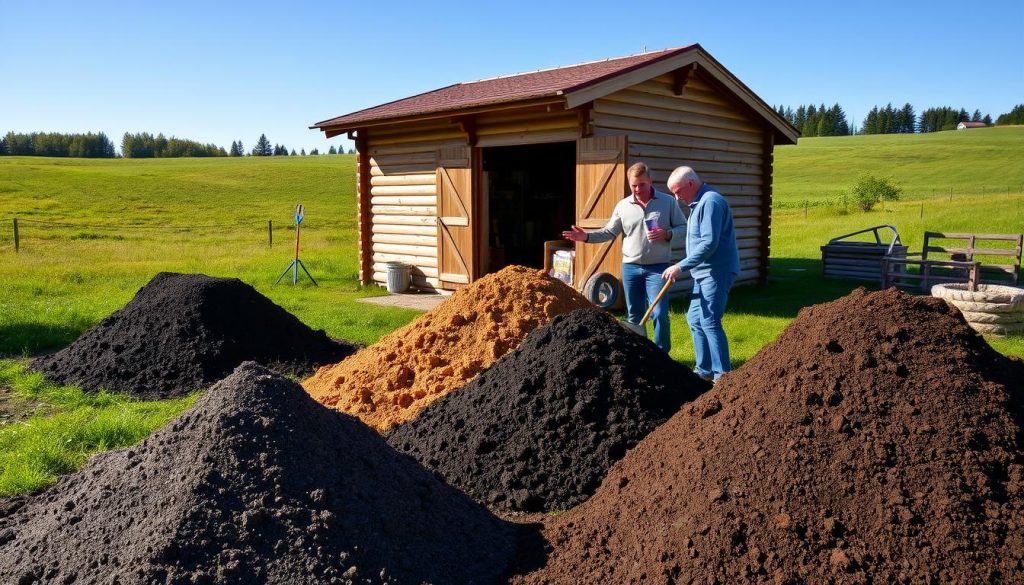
[274,204,318,286]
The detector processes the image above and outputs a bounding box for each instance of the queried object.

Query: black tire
[583,272,621,309]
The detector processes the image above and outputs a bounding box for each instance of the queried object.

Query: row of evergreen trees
[1,131,117,158]
[996,105,1024,126]
[774,104,851,137]
[235,134,352,157]
[1,131,354,158]
[121,133,226,158]
[776,103,1023,135]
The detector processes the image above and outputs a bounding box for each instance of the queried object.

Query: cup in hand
[644,211,661,231]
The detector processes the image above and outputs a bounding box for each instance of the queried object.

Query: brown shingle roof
[313,45,698,129]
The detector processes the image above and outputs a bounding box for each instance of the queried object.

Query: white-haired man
[662,166,739,382]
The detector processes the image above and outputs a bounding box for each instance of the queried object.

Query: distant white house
[957,121,987,130]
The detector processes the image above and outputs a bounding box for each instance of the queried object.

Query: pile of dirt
[0,362,525,585]
[303,265,593,433]
[516,287,1024,584]
[33,272,355,399]
[387,308,709,514]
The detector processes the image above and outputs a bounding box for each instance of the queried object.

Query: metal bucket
[385,261,412,293]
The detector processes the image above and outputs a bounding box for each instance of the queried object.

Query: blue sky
[2,0,1021,155]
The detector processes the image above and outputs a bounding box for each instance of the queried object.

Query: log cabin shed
[312,44,798,302]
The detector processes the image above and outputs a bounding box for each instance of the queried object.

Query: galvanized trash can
[385,261,412,293]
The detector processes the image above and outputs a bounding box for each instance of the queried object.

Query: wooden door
[575,135,627,290]
[436,146,475,289]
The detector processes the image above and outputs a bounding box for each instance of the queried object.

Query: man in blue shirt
[661,166,739,382]
[563,162,686,352]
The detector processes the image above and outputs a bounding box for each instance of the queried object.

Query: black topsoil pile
[387,308,710,514]
[33,272,356,399]
[0,362,526,585]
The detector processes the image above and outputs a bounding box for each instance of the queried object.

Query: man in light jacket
[563,162,686,352]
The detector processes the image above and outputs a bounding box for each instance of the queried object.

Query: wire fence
[775,184,1024,217]
[0,217,293,252]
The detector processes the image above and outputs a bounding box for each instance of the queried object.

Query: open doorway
[481,142,575,273]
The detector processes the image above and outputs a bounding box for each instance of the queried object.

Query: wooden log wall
[592,72,772,290]
[363,106,580,290]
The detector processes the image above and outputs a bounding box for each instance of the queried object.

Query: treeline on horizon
[0,131,354,159]
[3,104,1024,158]
[776,103,1024,137]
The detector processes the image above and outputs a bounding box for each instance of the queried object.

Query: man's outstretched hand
[562,225,587,242]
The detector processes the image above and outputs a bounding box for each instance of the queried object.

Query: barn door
[436,146,475,289]
[575,135,627,290]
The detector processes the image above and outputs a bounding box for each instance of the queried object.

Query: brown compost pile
[33,272,355,399]
[303,265,593,433]
[387,308,710,514]
[0,362,524,585]
[516,287,1024,584]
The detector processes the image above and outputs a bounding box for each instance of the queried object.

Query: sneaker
[693,370,714,383]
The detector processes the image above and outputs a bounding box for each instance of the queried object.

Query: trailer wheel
[583,272,620,309]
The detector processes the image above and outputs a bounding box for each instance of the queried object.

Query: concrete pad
[357,291,449,312]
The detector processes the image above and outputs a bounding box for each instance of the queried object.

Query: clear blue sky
[3,0,1021,155]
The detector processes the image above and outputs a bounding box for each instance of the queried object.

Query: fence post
[13,218,19,253]
[268,220,273,248]
[920,203,923,219]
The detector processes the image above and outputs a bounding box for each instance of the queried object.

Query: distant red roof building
[957,121,987,129]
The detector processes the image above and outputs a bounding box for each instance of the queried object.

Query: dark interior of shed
[483,142,575,273]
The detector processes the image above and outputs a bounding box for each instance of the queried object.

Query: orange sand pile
[302,265,594,432]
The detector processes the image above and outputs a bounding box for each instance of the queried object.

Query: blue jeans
[621,262,671,352]
[688,273,735,380]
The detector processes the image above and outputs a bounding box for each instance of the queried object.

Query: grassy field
[0,127,1022,494]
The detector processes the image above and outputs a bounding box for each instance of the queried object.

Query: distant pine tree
[252,134,272,156]
[328,145,337,154]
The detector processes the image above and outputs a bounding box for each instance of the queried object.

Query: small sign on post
[273,203,318,286]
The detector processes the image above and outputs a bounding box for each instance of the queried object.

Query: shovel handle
[639,278,674,326]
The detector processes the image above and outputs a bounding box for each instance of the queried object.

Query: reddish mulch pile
[304,266,593,433]
[33,272,356,399]
[387,308,709,514]
[516,287,1024,584]
[0,362,525,585]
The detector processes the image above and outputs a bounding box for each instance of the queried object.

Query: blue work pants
[688,272,735,380]
[621,262,671,352]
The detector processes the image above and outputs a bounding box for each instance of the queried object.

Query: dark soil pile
[516,287,1024,584]
[387,308,710,514]
[33,272,355,399]
[0,362,524,585]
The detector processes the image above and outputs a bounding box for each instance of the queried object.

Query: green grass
[0,128,1022,495]
[0,155,419,353]
[774,125,1024,205]
[0,360,195,496]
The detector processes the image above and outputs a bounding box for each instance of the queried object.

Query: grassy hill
[774,125,1024,204]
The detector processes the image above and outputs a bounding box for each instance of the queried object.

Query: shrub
[851,175,902,211]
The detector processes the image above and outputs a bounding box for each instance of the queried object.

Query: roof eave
[312,95,570,136]
[562,46,798,145]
